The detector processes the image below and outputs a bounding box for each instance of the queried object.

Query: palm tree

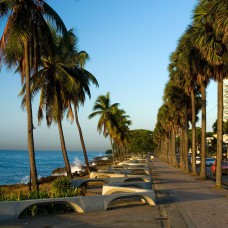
[174,27,211,177]
[155,106,171,163]
[89,92,120,162]
[157,104,172,164]
[20,55,83,178]
[192,0,227,187]
[168,55,192,173]
[110,108,131,161]
[0,0,67,191]
[163,82,188,168]
[69,67,98,174]
[59,30,99,174]
[74,51,98,174]
[20,27,98,177]
[172,29,199,175]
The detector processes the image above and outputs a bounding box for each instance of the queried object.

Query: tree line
[153,0,227,188]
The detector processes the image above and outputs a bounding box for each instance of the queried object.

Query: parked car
[211,160,228,175]
[206,158,215,167]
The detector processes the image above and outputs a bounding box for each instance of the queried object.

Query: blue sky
[0,0,217,151]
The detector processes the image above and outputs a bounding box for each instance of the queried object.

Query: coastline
[0,155,112,196]
[0,150,107,186]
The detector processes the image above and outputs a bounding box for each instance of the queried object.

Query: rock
[52,167,66,175]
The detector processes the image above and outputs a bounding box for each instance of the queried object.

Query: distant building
[223,79,228,122]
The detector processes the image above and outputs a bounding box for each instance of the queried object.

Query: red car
[211,160,228,175]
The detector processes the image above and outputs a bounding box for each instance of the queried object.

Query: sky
[0,0,218,152]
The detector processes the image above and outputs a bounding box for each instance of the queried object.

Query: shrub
[50,177,85,198]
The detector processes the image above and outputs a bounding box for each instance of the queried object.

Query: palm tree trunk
[180,127,184,170]
[200,84,206,179]
[74,105,90,174]
[216,76,223,188]
[171,127,178,167]
[184,105,189,173]
[120,145,124,161]
[166,137,169,163]
[162,140,165,161]
[57,117,72,178]
[110,138,116,164]
[24,41,39,192]
[191,90,198,175]
[168,132,172,164]
[160,141,163,161]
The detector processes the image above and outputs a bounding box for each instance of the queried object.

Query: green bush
[50,177,72,197]
[50,176,84,198]
[0,177,85,202]
[0,177,87,217]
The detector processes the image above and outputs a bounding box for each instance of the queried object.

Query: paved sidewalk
[152,158,228,228]
[1,159,228,228]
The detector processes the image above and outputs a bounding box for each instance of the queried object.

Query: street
[206,166,228,186]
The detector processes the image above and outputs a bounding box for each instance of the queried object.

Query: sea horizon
[0,150,106,185]
[0,149,104,153]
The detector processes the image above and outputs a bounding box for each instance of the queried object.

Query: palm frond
[43,2,67,35]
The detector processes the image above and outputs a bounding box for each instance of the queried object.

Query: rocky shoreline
[0,155,113,190]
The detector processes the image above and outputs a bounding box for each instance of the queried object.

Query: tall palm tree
[73,51,98,174]
[88,92,120,162]
[155,106,172,163]
[192,0,227,187]
[59,30,99,174]
[163,82,188,168]
[0,0,67,191]
[168,55,191,173]
[20,55,83,178]
[173,29,198,175]
[174,27,211,177]
[109,108,131,161]
[68,67,98,174]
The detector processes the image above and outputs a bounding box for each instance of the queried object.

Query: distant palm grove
[153,0,227,188]
[0,0,227,192]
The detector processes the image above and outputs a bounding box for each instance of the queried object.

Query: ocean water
[0,150,106,186]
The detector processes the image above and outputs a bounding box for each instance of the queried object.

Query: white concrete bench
[107,166,151,174]
[90,172,151,180]
[102,185,155,197]
[103,181,152,190]
[108,165,125,170]
[96,168,150,175]
[0,192,156,221]
[118,162,149,167]
[71,176,152,188]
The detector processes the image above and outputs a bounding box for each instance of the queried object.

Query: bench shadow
[156,188,225,205]
[2,213,101,228]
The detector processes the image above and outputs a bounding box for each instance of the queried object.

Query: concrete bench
[108,165,125,170]
[71,176,152,188]
[0,192,156,221]
[96,168,150,175]
[90,172,151,180]
[103,181,152,190]
[102,185,155,197]
[118,162,149,167]
[107,166,151,174]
